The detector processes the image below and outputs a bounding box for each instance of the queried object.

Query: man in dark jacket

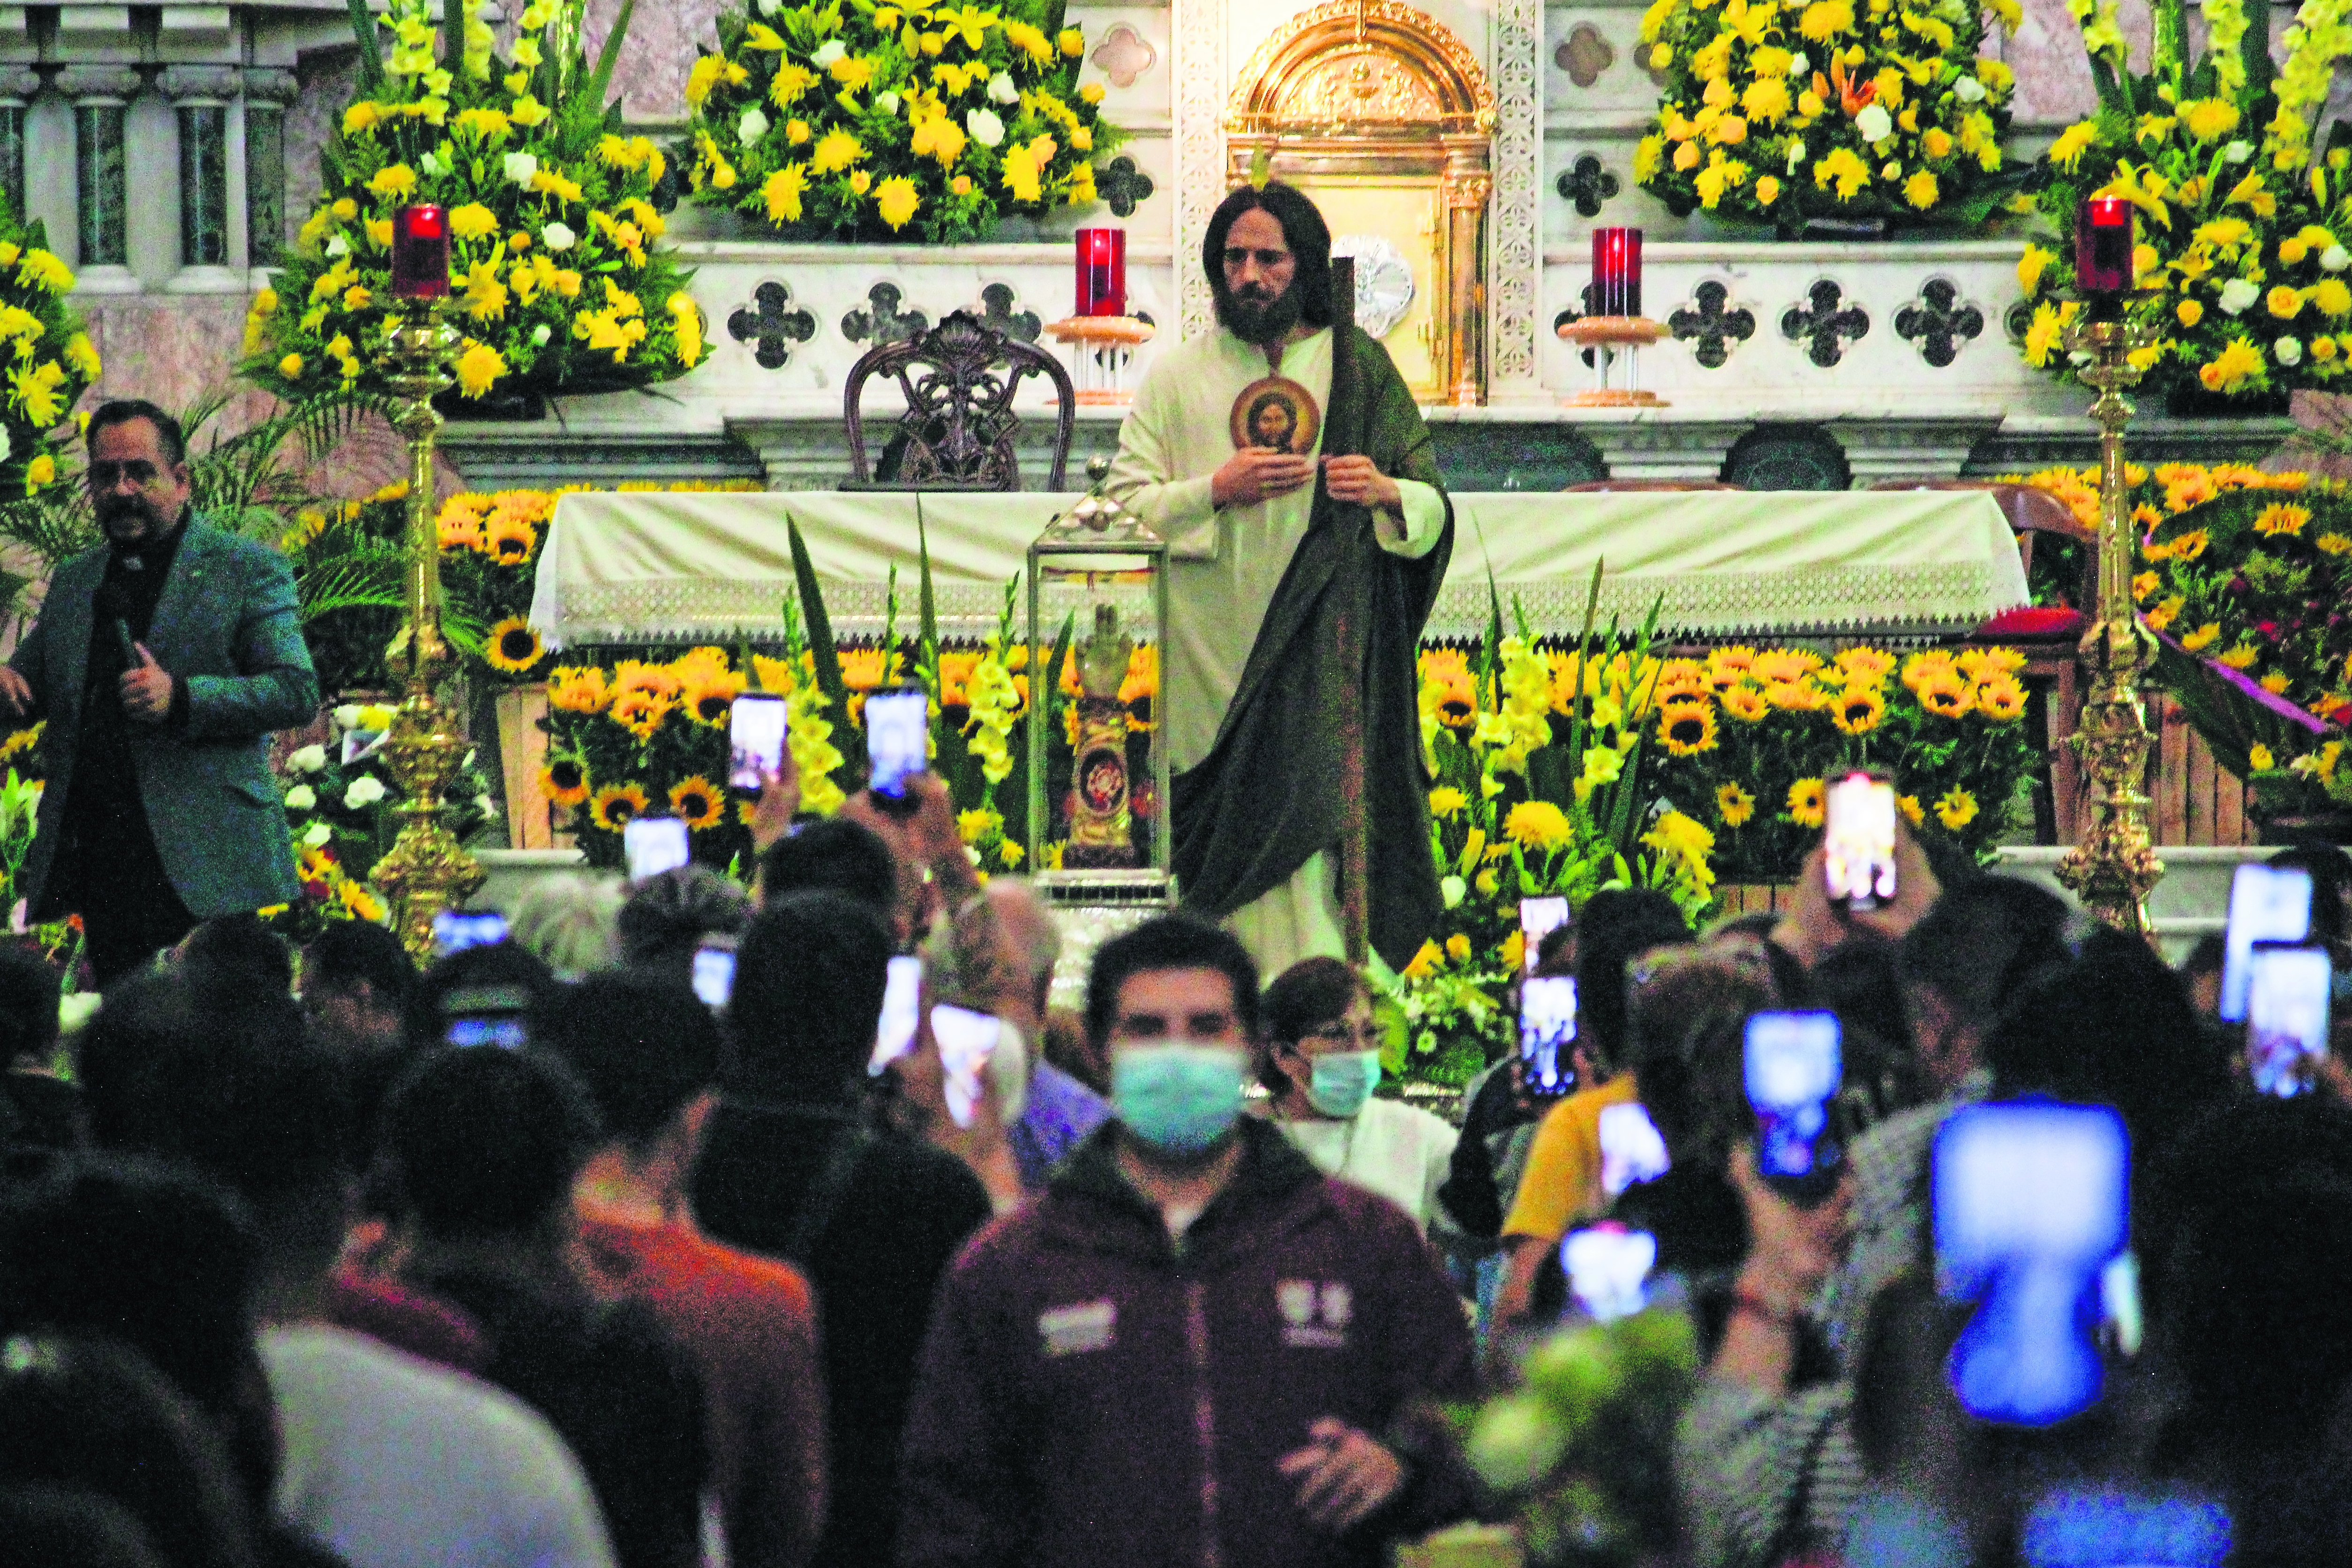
[898,915,1476,1568]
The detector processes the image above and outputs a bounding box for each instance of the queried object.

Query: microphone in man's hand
[111,619,138,675]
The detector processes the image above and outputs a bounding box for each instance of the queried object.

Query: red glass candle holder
[1075,228,1125,317]
[390,204,450,300]
[2075,197,2132,296]
[1592,227,1642,318]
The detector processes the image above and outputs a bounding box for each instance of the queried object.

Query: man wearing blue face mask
[1258,957,1461,1243]
[897,915,1478,1568]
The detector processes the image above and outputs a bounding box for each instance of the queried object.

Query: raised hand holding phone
[1744,1011,1845,1206]
[2221,863,2312,1022]
[2246,943,2331,1097]
[1518,976,1578,1097]
[728,692,789,797]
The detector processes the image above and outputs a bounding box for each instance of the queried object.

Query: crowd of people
[1,749,2349,1568]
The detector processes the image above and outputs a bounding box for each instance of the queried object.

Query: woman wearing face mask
[1256,958,1462,1238]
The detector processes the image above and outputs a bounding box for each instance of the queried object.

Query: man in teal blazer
[0,400,318,981]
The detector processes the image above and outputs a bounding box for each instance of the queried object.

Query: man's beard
[1216,281,1302,347]
[98,496,171,545]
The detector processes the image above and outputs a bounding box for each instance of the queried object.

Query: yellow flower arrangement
[0,197,93,498]
[683,0,1125,243]
[1637,0,2017,229]
[1504,800,1577,855]
[247,0,699,408]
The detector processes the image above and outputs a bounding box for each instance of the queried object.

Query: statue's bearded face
[1215,206,1303,346]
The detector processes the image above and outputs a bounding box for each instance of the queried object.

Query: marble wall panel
[582,0,725,125]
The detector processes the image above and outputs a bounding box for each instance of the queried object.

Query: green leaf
[443,0,467,75]
[345,0,386,90]
[587,0,638,110]
[787,514,853,725]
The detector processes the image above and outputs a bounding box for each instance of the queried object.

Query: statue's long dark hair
[1202,180,1333,329]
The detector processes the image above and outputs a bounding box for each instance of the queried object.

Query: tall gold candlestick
[368,296,484,960]
[2055,304,2164,941]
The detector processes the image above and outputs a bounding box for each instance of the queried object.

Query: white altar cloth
[527,488,2029,647]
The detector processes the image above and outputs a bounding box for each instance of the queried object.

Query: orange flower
[547,666,611,714]
[1916,672,1972,719]
[540,757,591,806]
[610,689,670,741]
[588,782,649,831]
[682,670,747,727]
[669,775,726,830]
[1974,672,2028,721]
[1720,684,1770,723]
[1833,647,1895,683]
[1831,686,1886,735]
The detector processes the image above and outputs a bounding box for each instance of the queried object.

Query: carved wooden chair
[1872,478,2100,842]
[843,309,1077,491]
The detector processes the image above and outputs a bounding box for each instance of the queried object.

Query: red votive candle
[2075,197,2132,295]
[1075,227,1125,317]
[391,204,450,299]
[1593,227,1642,317]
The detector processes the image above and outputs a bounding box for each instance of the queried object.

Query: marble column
[163,67,241,288]
[0,71,38,221]
[59,67,141,290]
[241,68,296,276]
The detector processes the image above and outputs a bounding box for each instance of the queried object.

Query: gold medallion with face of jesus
[1229,375,1321,455]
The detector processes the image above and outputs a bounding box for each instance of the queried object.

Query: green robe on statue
[1169,323,1454,972]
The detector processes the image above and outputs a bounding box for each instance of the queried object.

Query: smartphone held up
[1518,976,1578,1098]
[1823,772,1898,911]
[866,688,929,810]
[728,693,789,796]
[1744,1011,1844,1206]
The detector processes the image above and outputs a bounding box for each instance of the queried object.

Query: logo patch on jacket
[1039,1299,1117,1356]
[1276,1280,1353,1349]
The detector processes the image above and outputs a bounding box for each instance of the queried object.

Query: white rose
[1788,52,1809,75]
[737,108,769,145]
[966,108,1005,147]
[2224,140,2254,165]
[302,820,332,848]
[332,704,363,730]
[503,150,540,186]
[987,70,1019,105]
[531,323,552,345]
[812,39,847,67]
[2219,278,2262,315]
[344,775,388,809]
[288,743,329,774]
[756,0,779,12]
[1953,74,1987,103]
[874,90,899,116]
[475,794,498,819]
[0,427,12,465]
[2277,337,2304,366]
[2323,245,2350,273]
[324,234,350,257]
[1441,874,1465,910]
[542,221,576,251]
[1855,104,1893,143]
[283,784,317,811]
[1787,139,1806,172]
[419,150,447,177]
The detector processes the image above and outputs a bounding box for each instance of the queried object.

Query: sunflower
[589,782,650,831]
[1420,649,1477,729]
[484,617,545,674]
[485,512,537,564]
[611,659,684,702]
[1897,793,1924,827]
[2164,528,2209,562]
[669,645,733,683]
[2252,502,2311,538]
[1751,649,1821,685]
[1787,777,1826,828]
[1834,647,1895,683]
[1716,781,1756,826]
[1916,672,1972,719]
[669,775,726,831]
[682,671,747,727]
[1935,787,1979,831]
[1831,687,1886,735]
[1955,647,2026,679]
[1655,658,1710,698]
[1974,672,2029,722]
[1720,684,1771,723]
[548,666,612,714]
[1901,651,1959,692]
[540,756,591,807]
[1763,680,1820,712]
[1504,800,1576,854]
[839,646,898,692]
[1657,699,1719,756]
[610,690,670,742]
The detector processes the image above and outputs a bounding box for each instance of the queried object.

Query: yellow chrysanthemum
[1427,786,1466,819]
[2217,645,2260,670]
[1504,800,1577,854]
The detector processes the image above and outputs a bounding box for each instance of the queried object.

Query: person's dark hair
[400,940,560,1052]
[1896,874,2071,1030]
[729,889,894,1103]
[0,945,60,1067]
[378,1047,601,1238]
[1202,181,1333,330]
[1911,829,1983,895]
[0,1485,172,1568]
[2178,930,2225,981]
[84,401,188,468]
[0,1339,256,1568]
[0,1155,260,1419]
[301,919,416,1008]
[175,915,292,998]
[1533,920,1576,975]
[1809,938,1916,1121]
[1983,928,2230,1153]
[616,865,753,971]
[2266,842,2352,945]
[1623,951,1772,1162]
[1085,913,1263,1050]
[1572,889,1693,1074]
[757,817,900,918]
[535,970,723,1149]
[1258,956,1370,1092]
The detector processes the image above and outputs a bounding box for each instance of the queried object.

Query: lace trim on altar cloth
[539,560,2016,649]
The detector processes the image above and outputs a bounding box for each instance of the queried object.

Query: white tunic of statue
[1104,325,1446,979]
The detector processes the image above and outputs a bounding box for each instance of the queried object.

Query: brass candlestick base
[368,295,483,960]
[2054,305,2164,941]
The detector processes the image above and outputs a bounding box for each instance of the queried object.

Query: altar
[526,487,2029,648]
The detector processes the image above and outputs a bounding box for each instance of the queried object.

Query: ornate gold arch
[1223,0,1495,404]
